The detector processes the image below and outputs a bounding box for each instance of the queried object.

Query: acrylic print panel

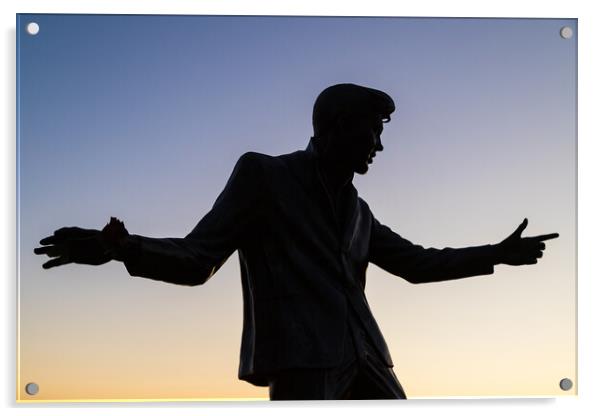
[17,14,577,401]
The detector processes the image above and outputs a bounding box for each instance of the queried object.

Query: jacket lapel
[283,139,339,229]
[340,184,361,252]
[283,138,362,251]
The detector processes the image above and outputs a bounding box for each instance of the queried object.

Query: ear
[335,113,353,129]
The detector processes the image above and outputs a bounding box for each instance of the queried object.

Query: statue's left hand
[494,218,559,266]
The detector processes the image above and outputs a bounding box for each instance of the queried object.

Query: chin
[354,163,370,175]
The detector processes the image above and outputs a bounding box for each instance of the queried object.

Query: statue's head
[312,83,395,174]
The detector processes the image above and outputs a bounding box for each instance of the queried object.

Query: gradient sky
[17,14,576,401]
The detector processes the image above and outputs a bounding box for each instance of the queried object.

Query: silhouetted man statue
[34,83,559,400]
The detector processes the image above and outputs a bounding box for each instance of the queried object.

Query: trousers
[268,306,407,400]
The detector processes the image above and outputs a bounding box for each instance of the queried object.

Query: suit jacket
[119,138,497,386]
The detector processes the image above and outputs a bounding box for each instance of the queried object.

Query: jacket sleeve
[118,152,265,286]
[369,214,497,284]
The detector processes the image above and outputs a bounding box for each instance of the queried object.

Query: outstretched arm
[33,219,228,286]
[369,216,558,284]
[34,152,266,286]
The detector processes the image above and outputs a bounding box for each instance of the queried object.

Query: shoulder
[232,151,276,178]
[236,151,273,167]
[237,149,308,172]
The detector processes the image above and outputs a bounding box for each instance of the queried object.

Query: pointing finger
[532,233,560,242]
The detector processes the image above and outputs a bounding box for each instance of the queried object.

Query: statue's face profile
[331,113,385,175]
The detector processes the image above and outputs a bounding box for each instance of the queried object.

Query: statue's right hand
[34,227,112,269]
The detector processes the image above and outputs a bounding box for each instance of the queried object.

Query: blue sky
[17,15,576,399]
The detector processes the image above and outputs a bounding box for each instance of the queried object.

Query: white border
[3,1,600,415]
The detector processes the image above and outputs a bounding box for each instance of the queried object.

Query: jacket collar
[303,137,357,202]
[291,138,361,248]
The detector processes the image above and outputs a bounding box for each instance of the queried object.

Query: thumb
[512,218,528,237]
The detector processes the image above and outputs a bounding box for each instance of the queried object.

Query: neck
[316,151,354,197]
